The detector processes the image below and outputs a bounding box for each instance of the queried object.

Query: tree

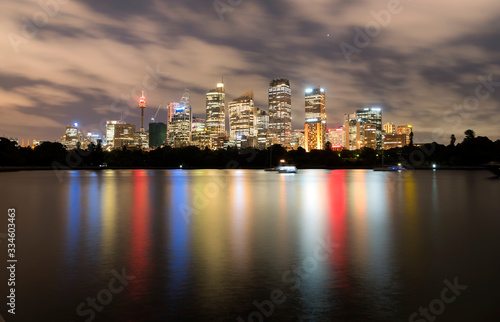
[464,129,475,141]
[450,134,456,147]
[325,141,332,151]
[409,131,414,147]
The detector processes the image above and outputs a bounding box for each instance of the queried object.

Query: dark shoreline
[0,166,489,172]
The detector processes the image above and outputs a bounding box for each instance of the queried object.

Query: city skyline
[2,0,500,143]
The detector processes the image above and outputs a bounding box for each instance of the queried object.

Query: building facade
[206,82,226,149]
[149,122,167,148]
[229,90,257,148]
[397,125,413,145]
[304,87,327,151]
[355,107,382,149]
[168,103,191,148]
[268,78,292,148]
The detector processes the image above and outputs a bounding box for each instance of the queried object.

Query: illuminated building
[149,122,167,148]
[304,87,327,150]
[206,82,226,149]
[383,122,395,135]
[113,123,136,148]
[397,125,413,145]
[383,134,406,149]
[355,107,382,149]
[191,117,210,149]
[139,91,146,132]
[105,120,123,147]
[61,123,82,150]
[343,114,363,150]
[327,126,345,149]
[268,78,292,148]
[256,109,269,150]
[305,120,326,152]
[168,102,191,148]
[229,90,257,148]
[362,123,377,150]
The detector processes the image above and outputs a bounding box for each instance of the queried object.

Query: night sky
[2,0,500,143]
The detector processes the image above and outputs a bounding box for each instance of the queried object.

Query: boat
[486,162,500,177]
[373,163,407,172]
[276,159,297,173]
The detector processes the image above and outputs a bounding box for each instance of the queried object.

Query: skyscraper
[149,122,167,148]
[168,102,191,148]
[229,90,257,148]
[356,107,382,149]
[304,87,327,151]
[268,78,292,148]
[343,113,363,151]
[206,82,226,149]
[255,109,269,150]
[383,122,395,135]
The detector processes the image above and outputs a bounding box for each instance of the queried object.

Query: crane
[151,99,167,123]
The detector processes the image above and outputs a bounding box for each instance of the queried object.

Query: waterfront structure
[384,134,406,149]
[206,82,226,149]
[229,90,257,148]
[268,78,292,148]
[397,125,413,145]
[356,107,382,149]
[168,102,191,148]
[304,87,327,151]
[149,122,167,148]
[383,122,396,135]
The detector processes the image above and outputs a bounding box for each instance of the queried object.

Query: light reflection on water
[1,169,500,321]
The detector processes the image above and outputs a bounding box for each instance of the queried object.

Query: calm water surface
[0,169,499,321]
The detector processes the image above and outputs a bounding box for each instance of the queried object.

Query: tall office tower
[356,107,382,149]
[383,122,396,135]
[113,123,136,148]
[206,82,226,149]
[268,78,292,148]
[305,121,326,152]
[168,102,191,148]
[139,91,146,132]
[62,123,82,150]
[397,125,413,145]
[191,117,210,149]
[362,123,377,150]
[106,121,122,147]
[343,113,363,151]
[255,109,269,150]
[291,130,305,150]
[229,90,257,148]
[304,87,327,151]
[149,122,167,148]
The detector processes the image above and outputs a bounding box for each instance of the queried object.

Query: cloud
[0,0,499,142]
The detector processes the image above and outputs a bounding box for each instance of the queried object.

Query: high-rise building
[61,123,82,150]
[291,130,305,150]
[327,126,345,149]
[106,120,123,147]
[397,125,413,145]
[383,122,395,135]
[229,90,257,148]
[149,122,167,148]
[305,121,326,152]
[191,117,210,149]
[255,109,269,150]
[206,82,226,149]
[268,78,292,148]
[344,113,363,150]
[113,123,136,148]
[168,102,191,148]
[356,107,382,149]
[362,123,377,150]
[304,87,327,151]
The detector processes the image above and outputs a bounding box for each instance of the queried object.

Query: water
[0,169,499,321]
